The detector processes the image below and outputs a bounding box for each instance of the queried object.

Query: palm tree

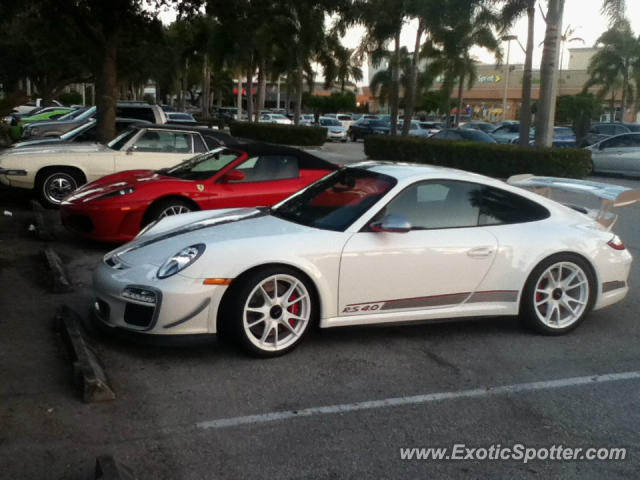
[369,48,412,108]
[601,0,626,26]
[500,0,535,145]
[584,23,640,122]
[426,0,501,127]
[534,0,565,147]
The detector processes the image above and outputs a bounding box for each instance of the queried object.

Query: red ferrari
[60,143,338,242]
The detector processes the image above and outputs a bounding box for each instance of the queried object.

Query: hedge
[364,135,593,179]
[229,122,328,146]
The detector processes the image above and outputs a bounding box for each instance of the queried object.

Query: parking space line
[196,371,640,430]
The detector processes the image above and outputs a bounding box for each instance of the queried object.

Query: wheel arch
[35,165,88,186]
[518,250,600,313]
[141,195,201,226]
[216,262,323,334]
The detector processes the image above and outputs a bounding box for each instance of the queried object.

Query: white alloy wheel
[532,261,590,329]
[242,274,312,353]
[159,204,191,218]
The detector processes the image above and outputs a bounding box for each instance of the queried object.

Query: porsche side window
[385,181,480,229]
[231,155,300,183]
[477,187,550,225]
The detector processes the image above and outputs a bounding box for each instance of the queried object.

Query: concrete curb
[54,305,116,403]
[30,200,55,241]
[43,246,74,293]
[95,455,136,480]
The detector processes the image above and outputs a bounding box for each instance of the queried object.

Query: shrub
[229,122,327,146]
[57,90,83,106]
[364,136,592,179]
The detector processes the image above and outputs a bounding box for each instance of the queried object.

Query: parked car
[431,128,497,143]
[588,132,640,176]
[91,164,634,356]
[10,107,76,139]
[299,114,315,126]
[115,101,168,124]
[21,106,96,139]
[418,121,444,136]
[61,143,337,242]
[398,120,430,137]
[508,127,577,148]
[490,123,521,143]
[589,122,631,137]
[259,113,293,125]
[348,119,390,141]
[11,118,151,149]
[166,112,197,124]
[12,99,63,115]
[0,124,236,207]
[318,117,347,142]
[336,114,354,130]
[461,121,495,133]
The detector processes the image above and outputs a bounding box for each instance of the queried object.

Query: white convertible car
[0,125,233,206]
[92,163,635,357]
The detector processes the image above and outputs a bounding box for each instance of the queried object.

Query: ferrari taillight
[607,235,626,250]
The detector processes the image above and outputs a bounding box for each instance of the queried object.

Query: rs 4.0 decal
[342,302,385,314]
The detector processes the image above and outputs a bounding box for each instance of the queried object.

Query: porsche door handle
[467,247,494,258]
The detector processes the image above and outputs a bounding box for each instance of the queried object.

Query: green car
[10,107,74,140]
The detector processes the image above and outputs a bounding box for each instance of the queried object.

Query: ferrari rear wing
[507,174,640,230]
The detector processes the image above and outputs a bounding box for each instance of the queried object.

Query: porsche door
[339,180,499,315]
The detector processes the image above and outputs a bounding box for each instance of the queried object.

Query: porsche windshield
[271,168,396,231]
[160,148,241,180]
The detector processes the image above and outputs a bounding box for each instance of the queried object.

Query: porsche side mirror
[221,169,245,182]
[370,214,412,233]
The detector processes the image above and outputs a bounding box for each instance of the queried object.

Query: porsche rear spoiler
[507,174,640,230]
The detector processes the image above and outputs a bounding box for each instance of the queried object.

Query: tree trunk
[519,0,535,146]
[620,65,628,122]
[236,77,243,118]
[294,69,303,125]
[96,37,118,144]
[402,21,424,136]
[390,30,401,136]
[456,72,465,127]
[202,54,210,120]
[246,63,254,122]
[610,91,616,123]
[256,56,267,122]
[534,0,564,147]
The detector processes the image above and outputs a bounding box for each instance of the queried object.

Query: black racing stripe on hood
[116,208,269,255]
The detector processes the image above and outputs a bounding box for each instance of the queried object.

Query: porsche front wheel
[227,267,316,357]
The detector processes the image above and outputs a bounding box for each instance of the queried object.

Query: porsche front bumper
[92,261,228,335]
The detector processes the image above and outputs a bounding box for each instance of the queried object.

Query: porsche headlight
[157,244,205,279]
[97,186,136,200]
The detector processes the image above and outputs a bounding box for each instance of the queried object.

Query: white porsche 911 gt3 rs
[92,162,636,357]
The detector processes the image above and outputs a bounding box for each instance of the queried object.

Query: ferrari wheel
[226,267,316,357]
[145,198,193,225]
[521,254,595,335]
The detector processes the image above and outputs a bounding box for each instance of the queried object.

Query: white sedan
[92,163,635,357]
[0,125,232,206]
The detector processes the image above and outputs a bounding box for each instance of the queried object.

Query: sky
[159,0,640,84]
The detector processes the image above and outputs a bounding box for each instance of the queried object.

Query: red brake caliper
[287,292,299,327]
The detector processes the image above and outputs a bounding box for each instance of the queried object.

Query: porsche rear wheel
[521,254,595,335]
[225,267,317,357]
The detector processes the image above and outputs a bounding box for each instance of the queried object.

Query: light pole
[501,35,517,121]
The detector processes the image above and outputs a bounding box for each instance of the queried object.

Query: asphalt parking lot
[2,142,640,479]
